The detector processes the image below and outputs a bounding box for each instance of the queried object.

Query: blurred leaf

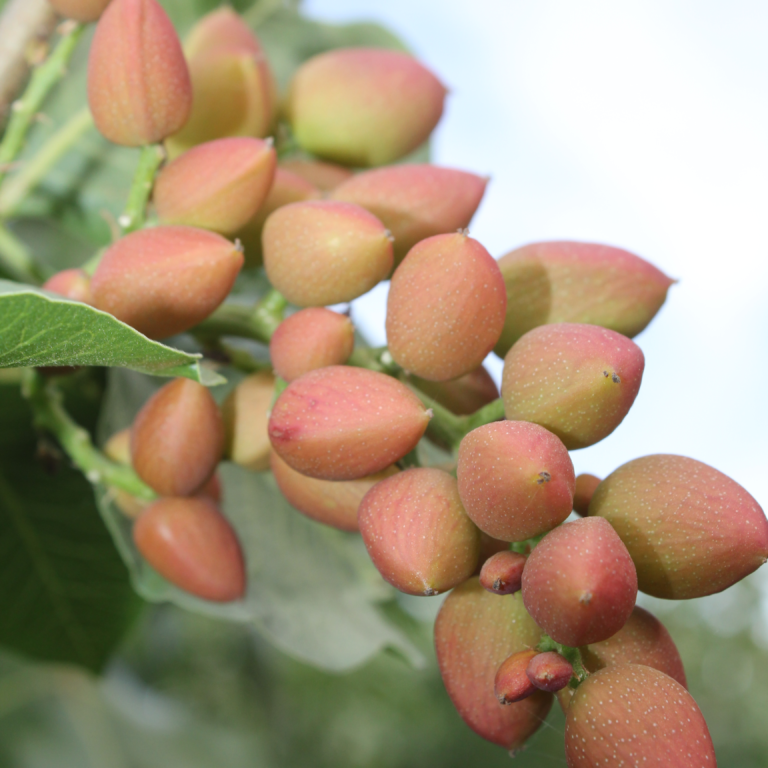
[0,383,140,672]
[95,462,422,672]
[0,280,224,385]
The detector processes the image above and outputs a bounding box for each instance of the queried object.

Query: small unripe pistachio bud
[279,158,353,191]
[90,226,243,339]
[131,378,224,497]
[494,650,539,704]
[87,0,192,146]
[153,137,276,235]
[331,165,487,266]
[479,550,527,595]
[43,268,93,304]
[221,371,275,472]
[263,200,393,307]
[49,0,111,23]
[134,497,245,602]
[270,308,354,382]
[287,48,446,167]
[525,652,573,693]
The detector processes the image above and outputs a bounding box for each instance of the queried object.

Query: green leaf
[0,280,224,385]
[0,383,141,671]
[96,463,424,672]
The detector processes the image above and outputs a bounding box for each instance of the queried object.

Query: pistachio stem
[119,143,164,234]
[21,369,156,501]
[0,21,85,186]
[0,106,93,217]
[0,222,42,283]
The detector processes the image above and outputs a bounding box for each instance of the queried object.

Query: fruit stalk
[0,21,85,185]
[0,106,94,218]
[21,370,155,501]
[119,143,165,234]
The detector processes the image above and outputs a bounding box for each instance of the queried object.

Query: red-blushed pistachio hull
[564,664,716,767]
[573,473,601,516]
[183,7,261,59]
[331,165,488,265]
[263,200,393,306]
[583,605,687,686]
[589,454,768,599]
[235,168,320,266]
[287,48,446,167]
[494,649,539,703]
[90,226,243,339]
[279,158,353,191]
[358,468,481,595]
[103,428,221,518]
[522,517,638,647]
[131,378,224,497]
[268,366,430,481]
[134,497,245,602]
[479,550,527,595]
[221,371,275,472]
[49,0,111,22]
[386,233,507,381]
[495,241,675,357]
[434,579,551,751]
[410,365,499,416]
[270,308,355,382]
[271,453,397,532]
[166,48,276,159]
[43,268,93,304]
[502,323,645,450]
[153,137,276,234]
[526,652,573,693]
[558,605,687,711]
[87,0,191,146]
[457,421,575,541]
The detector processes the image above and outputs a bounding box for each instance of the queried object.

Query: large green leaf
[0,280,224,385]
[96,463,423,672]
[0,383,140,671]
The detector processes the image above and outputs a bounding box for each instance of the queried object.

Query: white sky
[304,1,768,512]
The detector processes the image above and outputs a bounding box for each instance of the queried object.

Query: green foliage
[0,280,223,385]
[0,382,140,672]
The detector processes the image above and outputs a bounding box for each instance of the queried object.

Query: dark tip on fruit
[612,372,621,383]
[579,590,593,605]
[493,578,504,591]
[457,227,470,236]
[424,587,439,596]
[536,471,551,484]
[234,238,244,253]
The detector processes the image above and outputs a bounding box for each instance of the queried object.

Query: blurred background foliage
[0,0,766,765]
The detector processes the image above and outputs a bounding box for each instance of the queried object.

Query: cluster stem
[21,370,156,502]
[0,21,85,186]
[119,143,165,234]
